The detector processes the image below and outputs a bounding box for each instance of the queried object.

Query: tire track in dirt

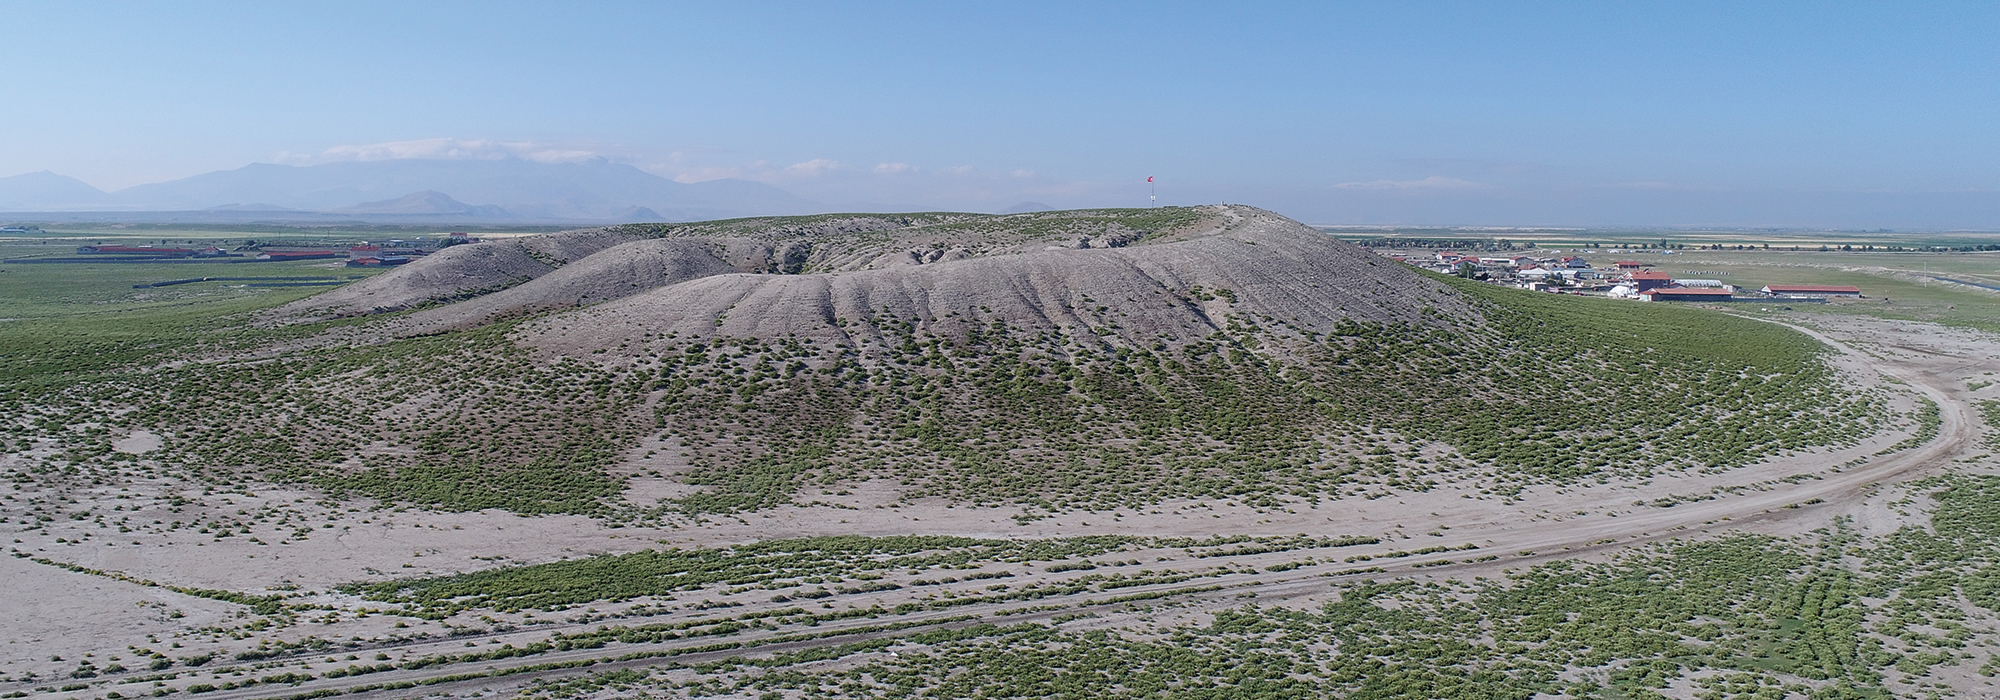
[192,315,1991,700]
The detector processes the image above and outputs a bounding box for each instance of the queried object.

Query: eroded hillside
[275,206,1474,341]
[102,206,1881,518]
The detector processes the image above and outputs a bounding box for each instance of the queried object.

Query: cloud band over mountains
[274,138,606,166]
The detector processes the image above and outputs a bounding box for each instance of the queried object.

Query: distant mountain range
[0,158,822,222]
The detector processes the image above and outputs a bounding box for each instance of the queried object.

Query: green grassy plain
[1578,248,2000,332]
[5,221,564,244]
[0,243,384,392]
[1337,227,2000,332]
[1329,226,2000,251]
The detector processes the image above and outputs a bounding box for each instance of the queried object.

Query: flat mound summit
[278,205,1475,354]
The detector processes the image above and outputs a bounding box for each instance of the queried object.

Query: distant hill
[204,202,297,211]
[0,171,113,210]
[333,190,513,217]
[0,158,823,222]
[618,205,663,221]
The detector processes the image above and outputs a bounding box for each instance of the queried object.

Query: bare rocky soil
[1,310,1992,700]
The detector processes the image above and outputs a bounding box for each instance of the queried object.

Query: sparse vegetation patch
[547,477,2000,700]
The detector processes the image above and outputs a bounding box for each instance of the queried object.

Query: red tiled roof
[1628,270,1672,280]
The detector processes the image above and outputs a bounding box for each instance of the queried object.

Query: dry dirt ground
[2,312,1996,699]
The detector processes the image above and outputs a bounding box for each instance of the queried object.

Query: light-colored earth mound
[274,215,964,321]
[392,237,781,326]
[521,207,1473,355]
[275,227,652,317]
[274,205,1476,350]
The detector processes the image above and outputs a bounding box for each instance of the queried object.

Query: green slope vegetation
[0,215,1884,518]
[1982,400,2000,449]
[653,281,1869,514]
[642,276,1879,512]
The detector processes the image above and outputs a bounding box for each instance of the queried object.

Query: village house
[1625,269,1673,292]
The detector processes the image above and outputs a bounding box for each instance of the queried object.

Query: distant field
[1325,226,2000,250]
[1341,225,2000,331]
[1571,248,2000,332]
[6,221,567,238]
[0,224,563,257]
[0,243,384,392]
[0,242,379,318]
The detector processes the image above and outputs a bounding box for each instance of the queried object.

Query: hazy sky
[4,2,1997,226]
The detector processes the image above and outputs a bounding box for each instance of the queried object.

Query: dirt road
[146,312,1997,700]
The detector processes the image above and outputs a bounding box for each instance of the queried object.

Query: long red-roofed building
[1760,284,1862,297]
[256,250,343,261]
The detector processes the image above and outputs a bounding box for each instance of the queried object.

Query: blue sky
[3,1,1996,226]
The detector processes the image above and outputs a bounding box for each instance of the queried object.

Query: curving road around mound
[177,314,1990,700]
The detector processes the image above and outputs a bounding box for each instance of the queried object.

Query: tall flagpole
[1148,176,1155,207]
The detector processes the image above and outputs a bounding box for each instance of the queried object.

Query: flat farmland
[1575,248,2000,331]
